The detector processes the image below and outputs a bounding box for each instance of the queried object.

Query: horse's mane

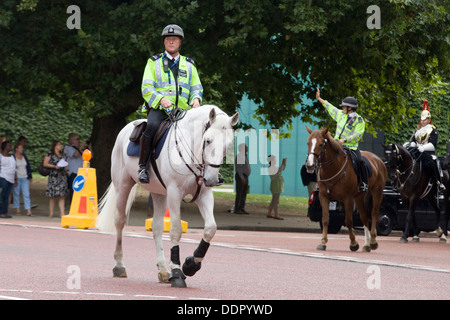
[325,131,345,156]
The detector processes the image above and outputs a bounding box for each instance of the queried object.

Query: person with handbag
[63,133,84,203]
[44,141,68,218]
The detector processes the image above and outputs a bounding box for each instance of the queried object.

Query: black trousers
[234,173,248,212]
[143,108,169,143]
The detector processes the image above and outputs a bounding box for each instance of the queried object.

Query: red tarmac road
[1,221,449,301]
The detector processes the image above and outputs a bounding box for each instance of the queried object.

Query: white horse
[96,105,239,287]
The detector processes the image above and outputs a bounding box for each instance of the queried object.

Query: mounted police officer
[404,109,445,192]
[316,88,368,192]
[138,24,203,183]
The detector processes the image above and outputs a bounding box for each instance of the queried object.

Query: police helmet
[162,24,184,39]
[339,96,358,109]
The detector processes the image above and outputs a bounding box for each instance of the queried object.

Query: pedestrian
[44,141,68,218]
[316,88,368,192]
[13,143,33,216]
[267,155,287,220]
[138,24,203,184]
[233,143,251,214]
[64,133,83,203]
[0,141,17,218]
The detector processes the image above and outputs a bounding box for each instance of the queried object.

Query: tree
[1,0,448,194]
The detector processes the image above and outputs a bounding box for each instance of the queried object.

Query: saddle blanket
[347,149,373,177]
[126,127,170,159]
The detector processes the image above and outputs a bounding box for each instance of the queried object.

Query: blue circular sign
[73,175,85,192]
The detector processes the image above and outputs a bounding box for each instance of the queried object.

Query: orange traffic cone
[164,205,170,217]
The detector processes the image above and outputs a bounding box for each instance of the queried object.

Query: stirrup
[437,182,446,192]
[358,182,368,192]
[138,165,149,184]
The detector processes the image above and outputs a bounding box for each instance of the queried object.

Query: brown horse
[305,126,387,252]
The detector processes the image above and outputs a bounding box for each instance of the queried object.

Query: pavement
[1,180,322,234]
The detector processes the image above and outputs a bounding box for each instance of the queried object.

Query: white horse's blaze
[307,138,317,167]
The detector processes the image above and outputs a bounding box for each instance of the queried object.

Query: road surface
[1,221,449,303]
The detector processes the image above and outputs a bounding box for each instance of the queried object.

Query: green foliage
[385,83,450,157]
[0,97,92,171]
[0,0,448,189]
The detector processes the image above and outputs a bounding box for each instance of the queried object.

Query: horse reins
[309,138,348,194]
[172,114,222,203]
[387,145,433,198]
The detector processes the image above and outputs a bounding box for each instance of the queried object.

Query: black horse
[383,143,449,243]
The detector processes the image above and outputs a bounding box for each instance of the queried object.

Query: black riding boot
[358,161,368,192]
[434,159,446,192]
[138,134,152,184]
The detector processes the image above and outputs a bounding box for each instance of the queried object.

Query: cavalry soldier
[404,109,445,192]
[138,24,203,183]
[316,88,368,192]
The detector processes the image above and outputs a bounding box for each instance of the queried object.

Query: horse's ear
[230,112,239,126]
[209,108,216,123]
[305,125,313,134]
[322,127,329,136]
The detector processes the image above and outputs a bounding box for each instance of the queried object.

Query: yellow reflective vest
[141,53,203,112]
[324,100,365,150]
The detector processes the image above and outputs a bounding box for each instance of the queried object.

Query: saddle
[406,146,435,174]
[126,119,172,159]
[345,148,373,178]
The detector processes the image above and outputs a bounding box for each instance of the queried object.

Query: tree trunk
[90,113,127,197]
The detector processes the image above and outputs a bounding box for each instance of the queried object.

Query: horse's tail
[96,182,137,234]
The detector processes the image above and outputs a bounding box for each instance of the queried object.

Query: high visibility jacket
[141,53,203,112]
[324,100,365,150]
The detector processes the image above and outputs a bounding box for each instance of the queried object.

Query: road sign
[73,175,85,192]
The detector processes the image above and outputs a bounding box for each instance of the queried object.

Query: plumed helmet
[162,24,184,39]
[339,96,358,109]
[420,110,431,120]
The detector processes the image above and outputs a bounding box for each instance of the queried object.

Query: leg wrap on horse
[182,239,210,277]
[194,239,210,259]
[170,245,181,266]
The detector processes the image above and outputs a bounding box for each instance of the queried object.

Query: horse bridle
[386,144,419,190]
[308,138,348,193]
[173,118,223,202]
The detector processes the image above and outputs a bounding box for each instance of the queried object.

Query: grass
[213,191,309,212]
[32,174,309,213]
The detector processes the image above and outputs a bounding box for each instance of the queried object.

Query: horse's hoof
[439,234,447,243]
[370,242,379,250]
[362,245,371,252]
[413,236,420,242]
[350,243,359,252]
[436,227,443,238]
[158,271,170,283]
[112,266,127,278]
[169,268,187,288]
[182,256,201,277]
[316,244,326,251]
[399,237,408,243]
